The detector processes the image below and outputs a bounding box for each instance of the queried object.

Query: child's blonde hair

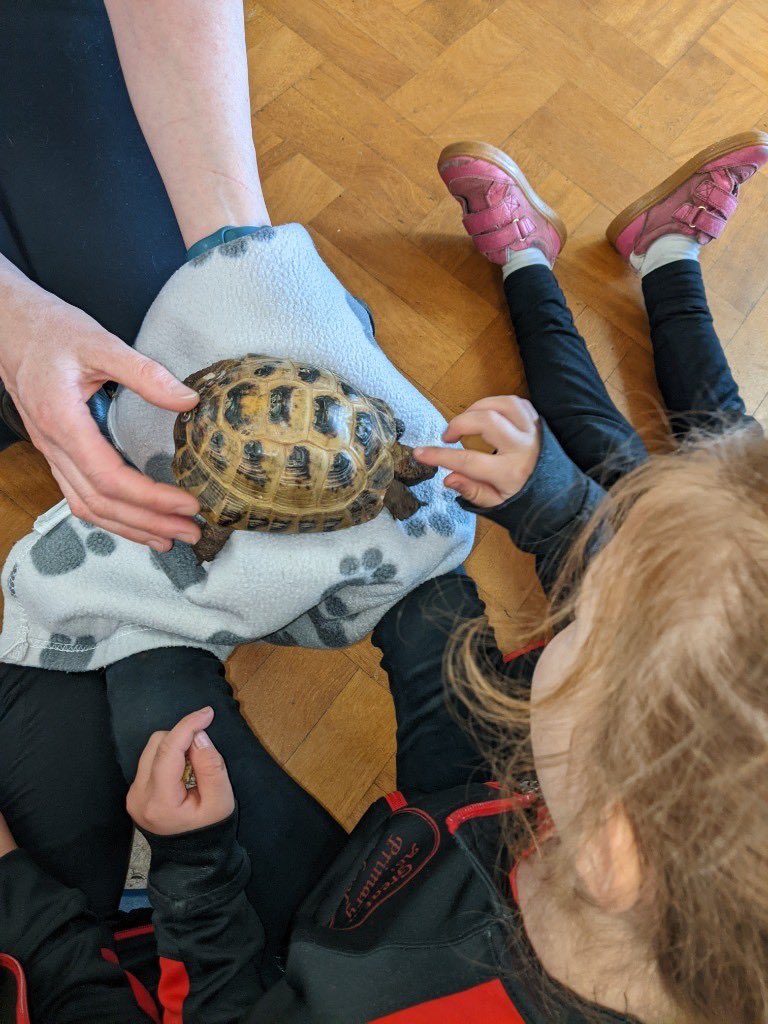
[452,426,768,1024]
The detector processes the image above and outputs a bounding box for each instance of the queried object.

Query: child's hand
[415,396,541,508]
[127,707,235,836]
[0,812,18,858]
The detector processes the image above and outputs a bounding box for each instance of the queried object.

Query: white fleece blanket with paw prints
[0,225,474,670]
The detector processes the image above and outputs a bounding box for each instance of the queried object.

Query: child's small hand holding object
[415,396,541,508]
[127,706,235,836]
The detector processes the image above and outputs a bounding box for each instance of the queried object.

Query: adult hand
[0,264,201,551]
[415,396,541,508]
[127,707,235,836]
[0,812,18,858]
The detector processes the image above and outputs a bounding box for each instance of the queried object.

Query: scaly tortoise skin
[172,355,437,562]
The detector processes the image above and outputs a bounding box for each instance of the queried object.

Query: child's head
[457,426,768,1024]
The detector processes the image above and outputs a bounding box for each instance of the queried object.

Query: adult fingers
[95,340,198,413]
[23,374,199,521]
[442,409,524,449]
[37,397,200,515]
[150,708,216,791]
[464,395,539,432]
[40,420,201,542]
[443,472,503,509]
[53,408,199,516]
[49,455,199,546]
[413,445,503,483]
[51,466,171,550]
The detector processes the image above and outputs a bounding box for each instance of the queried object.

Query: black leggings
[504,260,754,486]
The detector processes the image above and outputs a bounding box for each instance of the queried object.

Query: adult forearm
[0,253,63,381]
[104,0,269,248]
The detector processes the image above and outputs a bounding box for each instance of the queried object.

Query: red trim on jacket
[100,948,160,1023]
[369,978,526,1022]
[445,793,538,835]
[158,957,191,1024]
[503,639,546,663]
[113,923,155,943]
[385,790,408,811]
[0,954,30,1024]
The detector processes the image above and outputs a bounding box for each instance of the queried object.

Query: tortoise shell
[172,355,400,534]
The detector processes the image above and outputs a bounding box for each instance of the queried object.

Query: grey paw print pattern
[426,508,458,537]
[31,521,118,577]
[40,633,96,671]
[7,563,18,597]
[307,547,398,648]
[403,491,465,539]
[219,237,250,258]
[220,227,277,258]
[206,629,251,646]
[150,544,207,591]
[145,452,175,485]
[261,627,299,647]
[404,517,427,539]
[345,292,377,346]
[86,531,116,556]
[189,227,278,266]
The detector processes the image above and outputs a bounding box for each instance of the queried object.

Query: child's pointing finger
[413,446,501,482]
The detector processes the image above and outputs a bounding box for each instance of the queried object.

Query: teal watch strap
[186,225,269,262]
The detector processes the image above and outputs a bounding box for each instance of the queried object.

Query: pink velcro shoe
[438,141,567,265]
[607,130,768,264]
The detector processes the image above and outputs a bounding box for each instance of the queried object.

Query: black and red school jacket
[0,780,638,1024]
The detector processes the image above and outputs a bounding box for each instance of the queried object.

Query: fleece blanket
[0,225,474,670]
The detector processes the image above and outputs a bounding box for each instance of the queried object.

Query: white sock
[502,245,552,278]
[630,233,701,276]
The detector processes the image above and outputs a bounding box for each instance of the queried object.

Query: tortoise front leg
[392,442,438,485]
[383,479,424,521]
[192,521,234,563]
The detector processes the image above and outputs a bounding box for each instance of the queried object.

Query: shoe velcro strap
[462,200,520,235]
[673,203,726,238]
[694,179,738,217]
[473,218,536,254]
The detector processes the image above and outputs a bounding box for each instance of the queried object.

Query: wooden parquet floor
[2,0,768,830]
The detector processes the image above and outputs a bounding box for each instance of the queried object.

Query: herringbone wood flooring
[2,0,768,829]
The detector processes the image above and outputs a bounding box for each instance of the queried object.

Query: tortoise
[172,355,437,562]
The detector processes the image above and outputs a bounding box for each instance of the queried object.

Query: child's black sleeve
[0,848,157,1023]
[144,809,266,1023]
[460,419,608,593]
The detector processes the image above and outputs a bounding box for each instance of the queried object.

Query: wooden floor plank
[311,192,498,348]
[260,87,435,232]
[259,0,415,98]
[387,15,520,134]
[246,23,323,111]
[626,45,734,151]
[311,233,466,390]
[593,0,734,69]
[285,670,397,825]
[700,0,768,95]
